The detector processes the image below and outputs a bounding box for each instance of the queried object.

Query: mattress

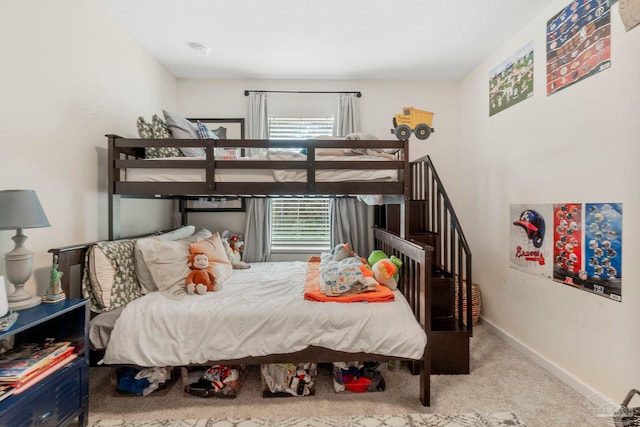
[123,153,398,183]
[99,261,427,366]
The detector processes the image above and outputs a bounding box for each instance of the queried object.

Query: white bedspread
[103,261,426,366]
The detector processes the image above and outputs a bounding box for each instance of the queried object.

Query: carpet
[91,412,527,427]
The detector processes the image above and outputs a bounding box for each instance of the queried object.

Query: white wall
[459,0,640,402]
[0,0,177,298]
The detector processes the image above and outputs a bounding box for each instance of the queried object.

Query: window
[269,114,334,251]
[268,115,334,140]
[271,198,331,251]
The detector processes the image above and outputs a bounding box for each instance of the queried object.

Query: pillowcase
[163,110,205,157]
[135,227,212,293]
[82,239,142,313]
[190,233,233,285]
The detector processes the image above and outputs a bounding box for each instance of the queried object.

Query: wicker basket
[454,279,481,326]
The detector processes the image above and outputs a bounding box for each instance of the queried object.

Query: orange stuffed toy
[185,251,217,295]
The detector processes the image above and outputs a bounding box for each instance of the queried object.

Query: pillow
[163,110,205,157]
[196,120,219,140]
[137,115,183,159]
[210,126,227,139]
[82,239,142,313]
[135,227,212,293]
[190,233,233,285]
[344,132,401,156]
[135,238,192,293]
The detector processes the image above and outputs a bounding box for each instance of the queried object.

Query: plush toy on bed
[185,251,218,295]
[367,250,403,291]
[221,230,250,269]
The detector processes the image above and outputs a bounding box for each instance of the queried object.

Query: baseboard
[480,316,615,410]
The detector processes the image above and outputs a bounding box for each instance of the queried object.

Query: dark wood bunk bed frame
[48,134,474,407]
[49,135,433,406]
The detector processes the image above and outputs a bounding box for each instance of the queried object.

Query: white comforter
[103,261,426,366]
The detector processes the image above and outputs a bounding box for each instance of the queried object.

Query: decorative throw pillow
[82,239,142,313]
[196,120,219,139]
[163,110,205,157]
[210,126,227,139]
[137,115,182,159]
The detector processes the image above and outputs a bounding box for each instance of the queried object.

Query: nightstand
[0,299,89,427]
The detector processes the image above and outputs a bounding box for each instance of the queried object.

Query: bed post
[107,134,120,240]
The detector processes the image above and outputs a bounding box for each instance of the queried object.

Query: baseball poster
[553,202,623,301]
[546,0,611,95]
[511,202,623,301]
[510,204,554,278]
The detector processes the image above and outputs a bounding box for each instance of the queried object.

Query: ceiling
[95,0,551,81]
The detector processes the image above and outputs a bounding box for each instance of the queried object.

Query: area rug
[91,411,527,427]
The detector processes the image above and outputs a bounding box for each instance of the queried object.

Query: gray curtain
[334,93,361,137]
[247,91,269,157]
[330,197,374,257]
[243,198,272,262]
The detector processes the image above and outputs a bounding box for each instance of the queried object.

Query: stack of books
[0,341,76,401]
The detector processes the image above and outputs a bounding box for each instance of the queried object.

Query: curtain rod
[244,90,362,97]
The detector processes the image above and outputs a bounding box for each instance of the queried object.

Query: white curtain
[247,91,269,157]
[334,93,361,137]
[243,198,272,262]
[330,197,374,257]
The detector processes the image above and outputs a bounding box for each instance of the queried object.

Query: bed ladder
[407,155,472,374]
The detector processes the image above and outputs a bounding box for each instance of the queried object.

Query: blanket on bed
[303,257,395,303]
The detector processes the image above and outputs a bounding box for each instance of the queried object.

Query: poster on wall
[509,204,554,278]
[546,0,611,95]
[619,0,640,31]
[553,203,623,300]
[511,202,623,301]
[489,41,534,116]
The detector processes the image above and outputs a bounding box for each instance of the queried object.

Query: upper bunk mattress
[123,153,398,183]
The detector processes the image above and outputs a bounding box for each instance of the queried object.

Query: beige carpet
[87,324,605,427]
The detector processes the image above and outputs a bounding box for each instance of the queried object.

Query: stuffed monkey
[185,251,217,295]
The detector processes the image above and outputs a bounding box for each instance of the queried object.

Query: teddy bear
[185,251,218,295]
[367,250,403,291]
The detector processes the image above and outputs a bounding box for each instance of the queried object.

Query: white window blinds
[268,116,334,140]
[271,198,331,250]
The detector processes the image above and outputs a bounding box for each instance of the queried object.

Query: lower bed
[96,261,426,366]
[50,227,432,405]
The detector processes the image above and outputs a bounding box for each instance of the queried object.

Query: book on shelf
[0,385,14,402]
[0,341,74,385]
[11,352,78,395]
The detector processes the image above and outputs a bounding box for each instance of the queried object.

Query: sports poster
[510,204,553,278]
[489,41,534,116]
[546,0,611,95]
[511,203,623,301]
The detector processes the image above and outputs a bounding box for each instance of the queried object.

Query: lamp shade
[0,190,50,230]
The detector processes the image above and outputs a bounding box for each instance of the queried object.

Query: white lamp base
[8,294,41,310]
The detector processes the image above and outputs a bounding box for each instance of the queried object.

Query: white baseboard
[480,316,616,411]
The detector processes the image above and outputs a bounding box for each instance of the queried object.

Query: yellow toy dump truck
[391,107,435,140]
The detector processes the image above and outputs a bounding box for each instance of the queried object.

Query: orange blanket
[303,256,395,303]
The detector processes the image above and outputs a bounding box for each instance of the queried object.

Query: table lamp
[0,190,50,310]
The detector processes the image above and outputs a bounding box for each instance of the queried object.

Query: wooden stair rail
[409,155,473,335]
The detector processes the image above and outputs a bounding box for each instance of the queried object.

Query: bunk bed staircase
[380,155,473,375]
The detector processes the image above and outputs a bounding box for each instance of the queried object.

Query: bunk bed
[43,129,439,405]
[107,134,410,239]
[49,227,433,406]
